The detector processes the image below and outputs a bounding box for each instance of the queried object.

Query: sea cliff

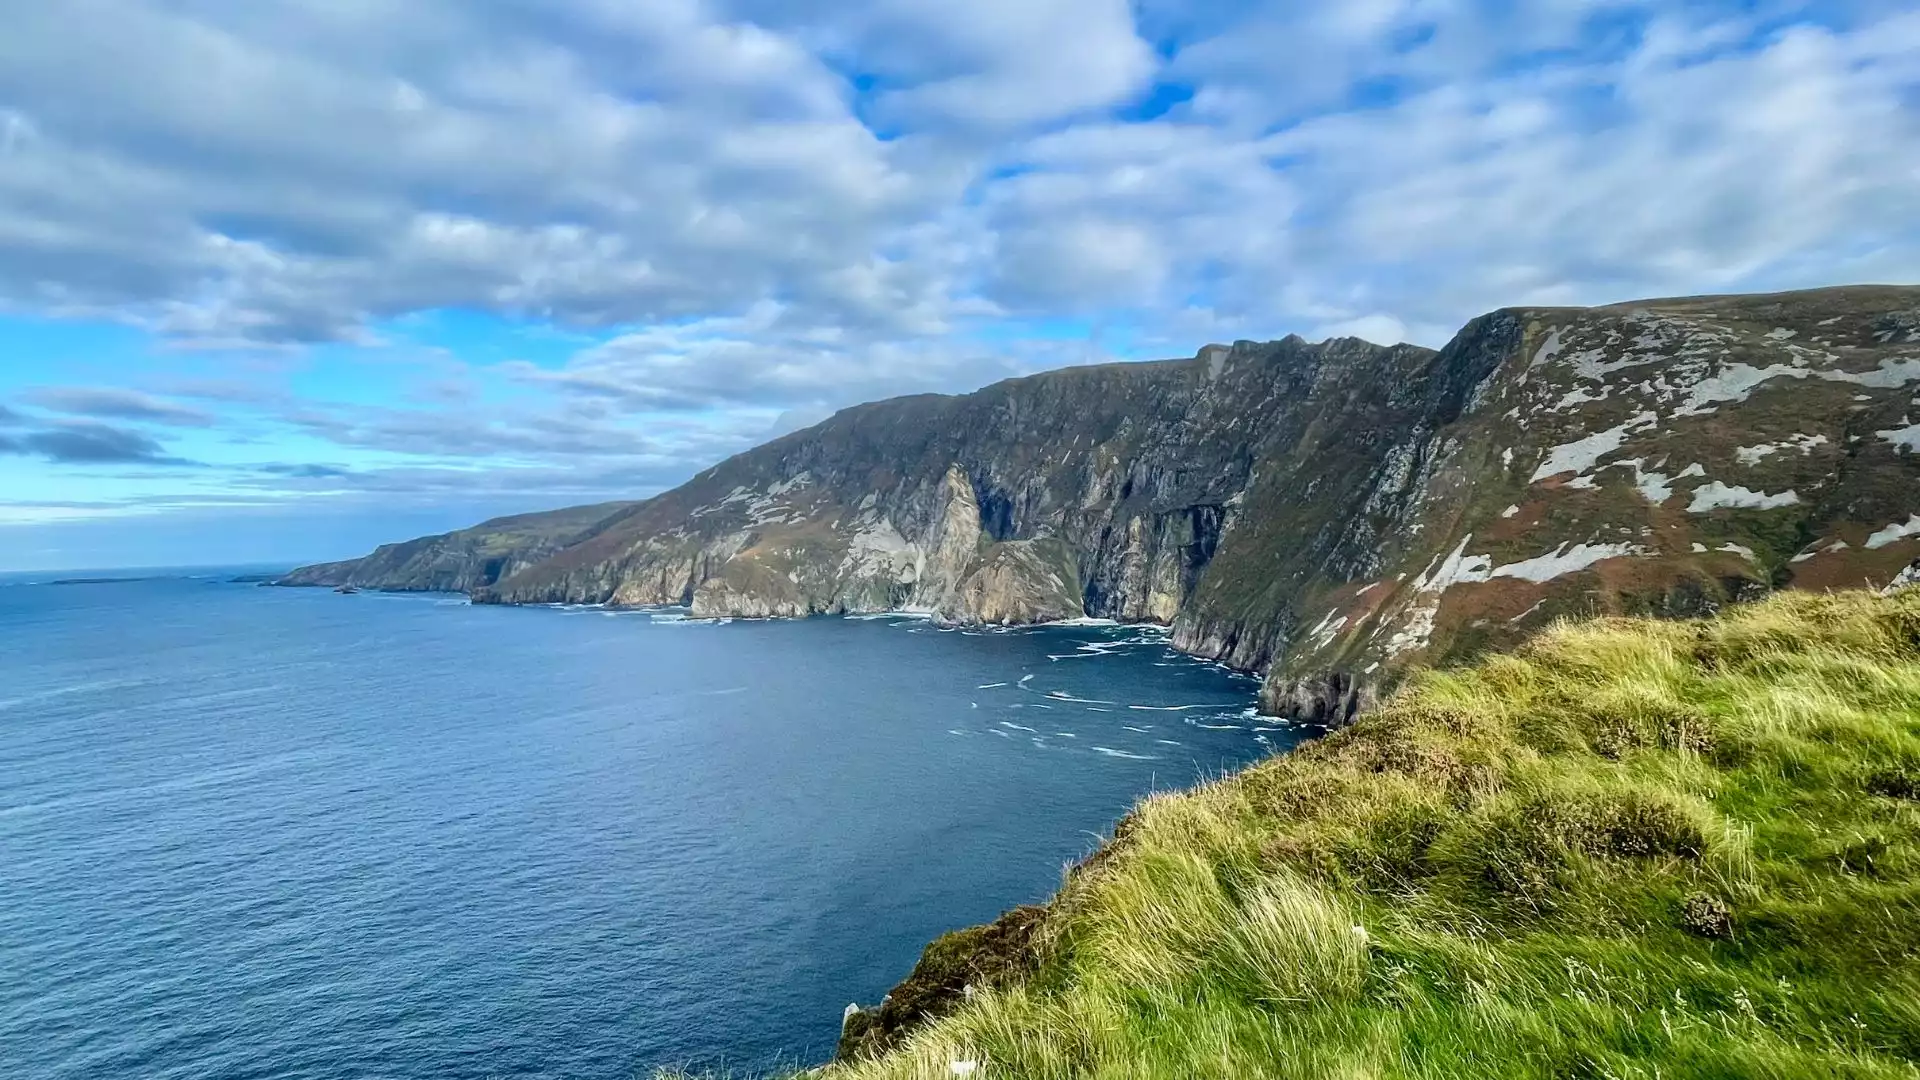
[285,285,1920,718]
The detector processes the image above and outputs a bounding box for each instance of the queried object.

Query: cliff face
[284,285,1920,715]
[465,334,1440,633]
[1242,285,1920,714]
[275,501,636,592]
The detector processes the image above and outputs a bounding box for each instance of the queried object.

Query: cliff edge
[285,285,1920,717]
[821,587,1920,1076]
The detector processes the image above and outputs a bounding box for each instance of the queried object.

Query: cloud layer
[0,0,1916,565]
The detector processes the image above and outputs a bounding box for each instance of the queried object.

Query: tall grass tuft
[816,589,1920,1078]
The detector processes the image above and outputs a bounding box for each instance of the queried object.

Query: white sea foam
[1090,746,1159,760]
[1122,725,1153,733]
[976,682,1008,689]
[1046,690,1116,704]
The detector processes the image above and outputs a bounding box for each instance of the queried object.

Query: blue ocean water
[0,571,1300,1079]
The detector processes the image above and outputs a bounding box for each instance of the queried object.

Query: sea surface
[0,570,1303,1079]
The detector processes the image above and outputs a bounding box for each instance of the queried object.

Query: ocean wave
[1090,746,1159,760]
[0,675,156,711]
[1045,690,1116,705]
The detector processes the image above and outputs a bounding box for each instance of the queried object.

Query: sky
[1,0,1916,571]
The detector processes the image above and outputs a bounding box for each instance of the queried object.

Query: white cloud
[2,0,1919,559]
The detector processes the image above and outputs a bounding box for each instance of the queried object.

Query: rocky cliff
[283,285,1920,716]
[275,501,637,593]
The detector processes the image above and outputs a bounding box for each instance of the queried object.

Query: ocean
[0,570,1300,1078]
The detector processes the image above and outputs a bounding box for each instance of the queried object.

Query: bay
[0,571,1295,1078]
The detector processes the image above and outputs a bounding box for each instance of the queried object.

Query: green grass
[815,588,1920,1079]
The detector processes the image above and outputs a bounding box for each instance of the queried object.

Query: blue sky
[1,0,1916,570]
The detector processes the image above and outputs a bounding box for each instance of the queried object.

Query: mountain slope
[276,501,637,592]
[1244,285,1920,717]
[285,284,1920,716]
[820,587,1920,1078]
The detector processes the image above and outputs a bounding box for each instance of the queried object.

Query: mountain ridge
[282,284,1920,718]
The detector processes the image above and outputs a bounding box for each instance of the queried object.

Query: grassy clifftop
[822,588,1920,1078]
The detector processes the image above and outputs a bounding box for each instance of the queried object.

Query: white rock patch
[1531,412,1655,482]
[1529,328,1565,370]
[1687,482,1801,513]
[1674,363,1808,417]
[1554,386,1607,411]
[1625,460,1674,505]
[1735,433,1829,465]
[1828,357,1920,389]
[1876,420,1920,452]
[1867,515,1920,550]
[1415,535,1493,592]
[1489,542,1641,583]
[1306,608,1350,651]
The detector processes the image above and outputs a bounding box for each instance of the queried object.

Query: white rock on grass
[1489,542,1641,583]
[1876,420,1920,452]
[1735,433,1829,465]
[1531,412,1655,482]
[1687,482,1801,513]
[1867,516,1920,550]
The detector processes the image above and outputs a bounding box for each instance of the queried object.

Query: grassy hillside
[815,588,1920,1078]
